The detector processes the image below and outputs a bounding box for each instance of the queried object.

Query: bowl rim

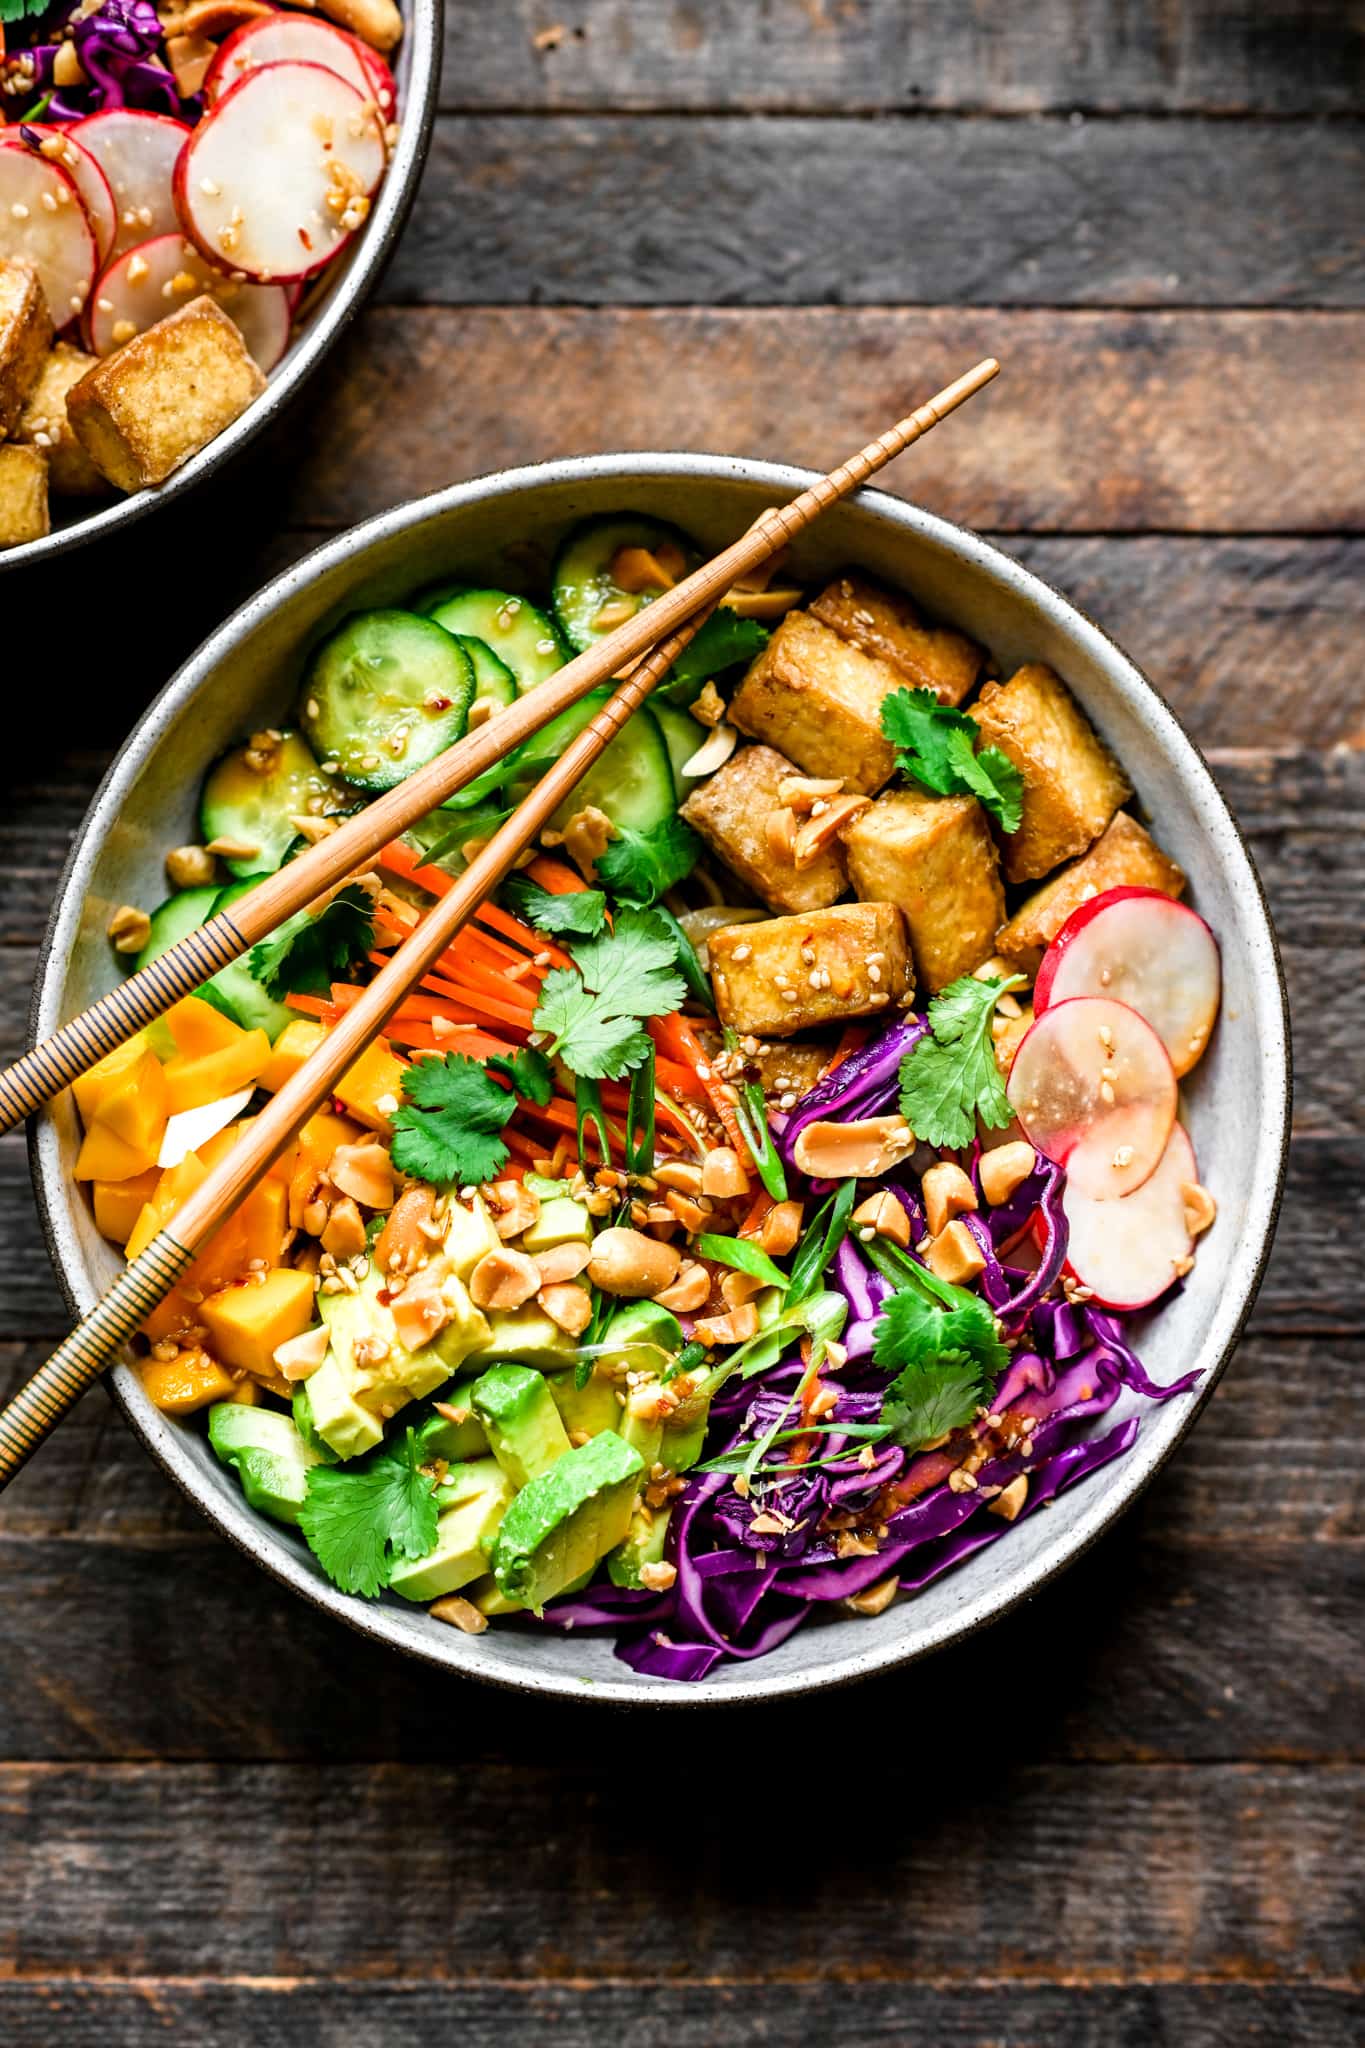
[0,0,443,576]
[28,451,1292,1706]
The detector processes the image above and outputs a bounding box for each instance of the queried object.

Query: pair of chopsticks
[0,358,999,1488]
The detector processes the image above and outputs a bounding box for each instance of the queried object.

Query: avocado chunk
[411,1399,489,1464]
[291,1381,341,1464]
[389,1457,514,1603]
[521,1194,593,1254]
[208,1402,322,1526]
[546,1365,622,1439]
[470,1363,572,1488]
[465,1303,582,1373]
[596,1298,683,1379]
[300,1354,385,1461]
[618,1379,666,1469]
[492,1431,645,1611]
[442,1193,502,1282]
[608,1502,672,1588]
[311,1260,490,1456]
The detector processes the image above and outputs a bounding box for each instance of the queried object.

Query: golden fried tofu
[0,443,49,547]
[970,663,1131,883]
[810,572,984,706]
[708,902,911,1039]
[841,787,1005,995]
[729,610,905,793]
[16,343,108,497]
[0,260,54,438]
[681,743,848,914]
[753,1038,835,1103]
[68,296,266,492]
[995,811,1187,974]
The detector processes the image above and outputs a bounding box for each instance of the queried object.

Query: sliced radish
[3,127,117,267]
[85,232,291,371]
[1034,886,1221,1080]
[70,110,191,260]
[206,16,387,110]
[175,62,385,285]
[1006,995,1177,1200]
[1064,1122,1198,1310]
[355,40,399,119]
[0,146,97,327]
[158,1089,254,1169]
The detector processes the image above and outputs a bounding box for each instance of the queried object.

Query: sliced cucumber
[132,881,293,1042]
[651,700,708,801]
[451,633,517,713]
[300,610,475,793]
[515,697,676,838]
[420,587,567,694]
[199,730,340,880]
[551,515,700,654]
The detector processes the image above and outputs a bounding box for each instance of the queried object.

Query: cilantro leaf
[658,611,769,704]
[501,874,608,937]
[298,1427,439,1597]
[898,971,1024,1150]
[595,816,701,907]
[0,0,52,21]
[390,1051,519,1185]
[871,1276,1007,1383]
[879,687,1024,833]
[533,908,685,1080]
[487,1044,554,1107]
[880,1361,985,1452]
[249,885,374,998]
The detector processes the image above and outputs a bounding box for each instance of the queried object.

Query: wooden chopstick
[0,359,999,1488]
[0,356,998,1141]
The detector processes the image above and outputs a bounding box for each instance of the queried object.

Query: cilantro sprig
[502,874,609,938]
[881,687,1024,833]
[863,1235,1010,1453]
[898,972,1024,1151]
[249,885,374,999]
[298,1427,440,1597]
[658,612,769,704]
[532,908,684,1080]
[390,1044,552,1186]
[595,816,700,906]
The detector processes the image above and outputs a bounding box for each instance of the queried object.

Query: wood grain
[442,1,1365,115]
[388,116,1365,309]
[280,308,1365,534]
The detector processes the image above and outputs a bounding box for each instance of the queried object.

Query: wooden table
[2,6,1361,2040]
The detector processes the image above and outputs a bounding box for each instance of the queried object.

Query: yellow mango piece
[227,1378,262,1405]
[334,1037,408,1132]
[74,1119,159,1182]
[71,1031,153,1125]
[126,1152,209,1259]
[162,1030,270,1114]
[90,1049,167,1154]
[200,1267,317,1380]
[137,1347,237,1415]
[260,1017,328,1093]
[166,994,246,1059]
[92,1167,161,1246]
[141,1176,290,1343]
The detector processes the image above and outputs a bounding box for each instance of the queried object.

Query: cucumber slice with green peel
[299,610,475,793]
[503,690,677,836]
[131,881,293,1042]
[420,587,567,694]
[551,515,700,654]
[199,729,340,879]
[651,700,709,800]
[451,633,517,713]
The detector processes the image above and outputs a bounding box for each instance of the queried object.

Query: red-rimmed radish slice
[3,127,117,266]
[85,232,291,371]
[1063,1122,1198,1310]
[355,40,398,119]
[205,15,385,109]
[0,147,97,327]
[174,62,385,285]
[1006,995,1177,1200]
[69,109,191,259]
[1034,886,1221,1080]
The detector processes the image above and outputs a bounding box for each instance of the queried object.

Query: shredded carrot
[738,1190,774,1240]
[525,855,589,895]
[475,897,572,967]
[826,1024,870,1077]
[649,1012,751,1168]
[417,970,537,1035]
[284,993,337,1019]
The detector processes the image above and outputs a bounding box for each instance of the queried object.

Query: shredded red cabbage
[19,2,199,123]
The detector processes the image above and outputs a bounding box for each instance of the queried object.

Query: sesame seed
[10,203,28,221]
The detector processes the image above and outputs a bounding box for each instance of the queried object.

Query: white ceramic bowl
[29,455,1291,1704]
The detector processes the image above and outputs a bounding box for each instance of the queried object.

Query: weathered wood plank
[1,1980,1360,2047]
[2,1761,1358,1979]
[441,1,1365,115]
[387,116,1365,309]
[280,309,1365,534]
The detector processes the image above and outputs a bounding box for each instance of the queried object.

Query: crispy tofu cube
[995,812,1187,974]
[0,259,54,437]
[67,296,266,492]
[753,1038,835,1102]
[970,663,1131,883]
[681,743,848,913]
[0,443,49,548]
[729,610,906,794]
[16,342,109,497]
[810,572,984,706]
[708,902,912,1039]
[841,788,1005,994]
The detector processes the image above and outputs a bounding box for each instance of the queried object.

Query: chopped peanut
[468,1248,541,1310]
[978,1141,1037,1209]
[851,1190,911,1250]
[924,1219,987,1286]
[921,1160,978,1239]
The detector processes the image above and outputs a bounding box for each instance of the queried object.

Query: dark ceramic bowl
[29,455,1291,1703]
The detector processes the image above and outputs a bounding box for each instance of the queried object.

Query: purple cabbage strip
[779,1016,926,1166]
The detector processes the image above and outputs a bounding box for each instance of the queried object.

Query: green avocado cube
[492,1431,645,1612]
[389,1458,514,1603]
[412,1400,488,1464]
[546,1366,622,1440]
[470,1363,572,1488]
[521,1195,593,1254]
[596,1299,683,1380]
[466,1304,581,1373]
[301,1354,384,1462]
[608,1502,672,1588]
[208,1402,322,1527]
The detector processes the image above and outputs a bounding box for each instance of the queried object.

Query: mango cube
[71,1031,154,1125]
[200,1267,317,1380]
[162,1029,270,1114]
[88,1048,167,1154]
[334,1037,407,1131]
[260,1017,328,1093]
[137,1347,237,1415]
[74,1119,160,1182]
[92,1167,161,1246]
[166,995,247,1059]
